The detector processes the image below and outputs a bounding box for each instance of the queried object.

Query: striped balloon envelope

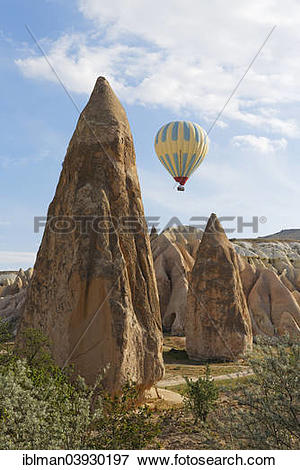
[154,120,209,191]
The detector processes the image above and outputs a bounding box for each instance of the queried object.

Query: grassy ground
[151,336,254,449]
[165,375,252,396]
[162,335,249,380]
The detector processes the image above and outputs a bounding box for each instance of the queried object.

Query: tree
[215,336,300,449]
[184,365,219,424]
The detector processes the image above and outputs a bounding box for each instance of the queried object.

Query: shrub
[14,327,53,369]
[88,382,160,450]
[184,365,219,424]
[0,319,14,367]
[0,319,160,450]
[0,359,95,449]
[0,321,97,449]
[214,336,300,449]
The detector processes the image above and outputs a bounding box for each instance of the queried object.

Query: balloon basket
[177,185,185,191]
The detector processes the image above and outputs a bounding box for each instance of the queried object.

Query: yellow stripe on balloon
[154,120,209,182]
[187,126,208,176]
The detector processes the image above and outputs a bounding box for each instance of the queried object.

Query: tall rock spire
[18,77,164,391]
[186,213,252,361]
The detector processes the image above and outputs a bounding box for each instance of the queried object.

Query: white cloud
[15,0,300,138]
[0,251,36,270]
[232,135,287,153]
[0,29,13,44]
[215,121,228,129]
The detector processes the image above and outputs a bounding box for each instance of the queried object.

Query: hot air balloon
[154,120,209,191]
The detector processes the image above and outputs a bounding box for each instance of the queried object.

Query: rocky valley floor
[144,335,258,450]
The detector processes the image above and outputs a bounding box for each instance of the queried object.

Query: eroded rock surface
[151,222,300,341]
[186,214,252,361]
[0,268,33,297]
[18,77,164,392]
[238,254,300,340]
[0,268,33,334]
[151,227,202,335]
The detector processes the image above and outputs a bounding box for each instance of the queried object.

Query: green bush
[0,320,14,367]
[0,321,98,449]
[184,365,219,424]
[214,336,300,449]
[0,320,159,450]
[0,359,95,449]
[88,382,160,450]
[14,327,53,369]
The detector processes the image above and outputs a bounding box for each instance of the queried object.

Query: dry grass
[165,375,252,396]
[162,336,248,380]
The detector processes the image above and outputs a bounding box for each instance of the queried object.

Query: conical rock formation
[151,229,194,335]
[150,225,158,242]
[0,268,33,297]
[18,77,164,391]
[247,268,300,339]
[0,268,33,335]
[186,214,252,361]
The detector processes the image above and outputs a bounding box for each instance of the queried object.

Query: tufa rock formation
[0,268,33,334]
[186,214,253,361]
[0,290,27,334]
[150,225,158,242]
[238,257,300,340]
[18,77,164,391]
[150,223,300,340]
[151,226,202,335]
[0,268,33,297]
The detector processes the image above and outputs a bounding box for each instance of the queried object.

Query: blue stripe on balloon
[190,155,202,172]
[193,124,199,142]
[165,153,176,176]
[155,127,162,144]
[161,123,171,142]
[181,152,188,175]
[187,149,206,176]
[173,152,180,175]
[159,155,170,172]
[184,153,197,176]
[172,121,179,141]
[183,122,190,141]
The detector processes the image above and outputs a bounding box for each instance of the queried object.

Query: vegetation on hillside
[213,336,300,449]
[0,320,159,450]
[0,319,299,450]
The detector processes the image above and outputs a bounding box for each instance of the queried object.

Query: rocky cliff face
[185,214,252,361]
[0,268,33,334]
[18,77,164,392]
[0,268,32,297]
[236,244,300,340]
[151,222,300,342]
[151,226,202,335]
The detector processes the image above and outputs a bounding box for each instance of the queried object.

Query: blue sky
[1,0,300,270]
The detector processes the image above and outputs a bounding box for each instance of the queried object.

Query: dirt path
[146,369,253,407]
[145,387,184,405]
[157,368,253,388]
